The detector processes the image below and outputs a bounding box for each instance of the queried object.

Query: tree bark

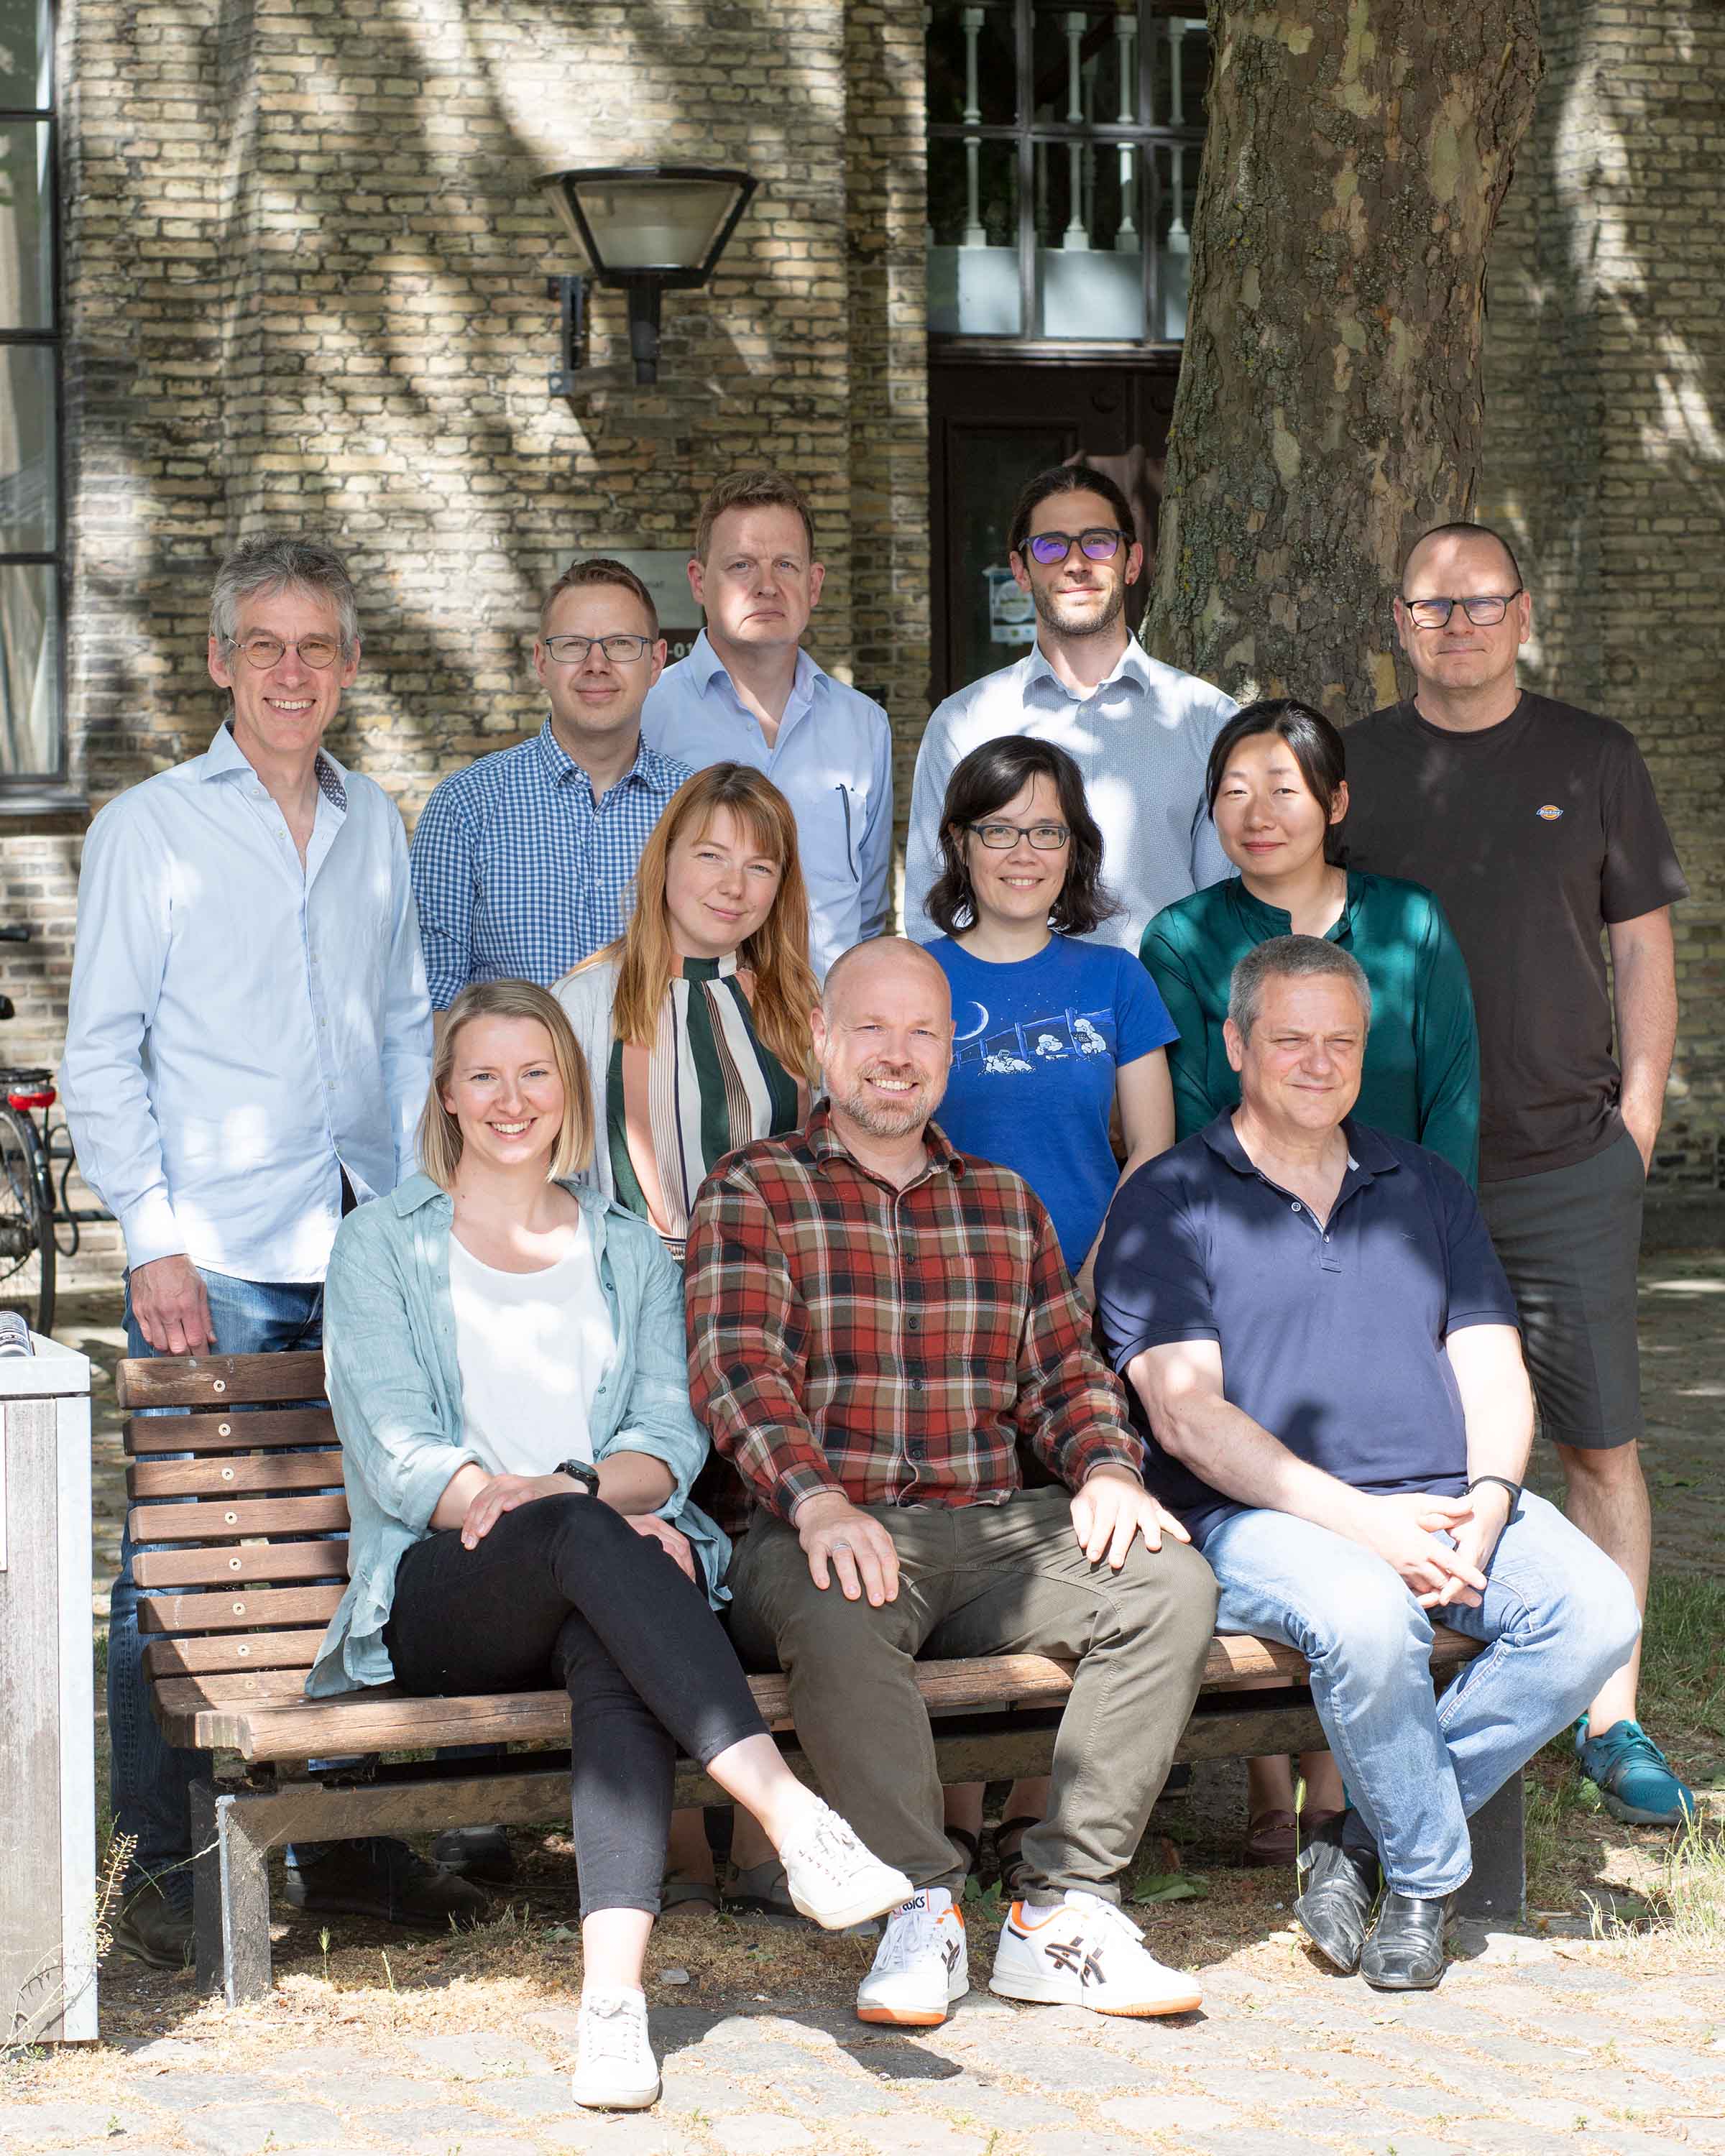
[1146,2,1542,713]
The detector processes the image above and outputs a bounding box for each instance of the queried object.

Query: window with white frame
[0,0,61,803]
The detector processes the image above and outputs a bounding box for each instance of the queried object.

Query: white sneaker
[990,1890,1203,2017]
[571,1986,660,2109]
[777,1801,915,1930]
[855,1888,968,2027]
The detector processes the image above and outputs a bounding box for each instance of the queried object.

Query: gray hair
[208,534,360,654]
[1228,935,1372,1040]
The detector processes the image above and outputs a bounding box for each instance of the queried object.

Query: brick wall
[1480,0,1725,1186]
[4,0,934,1293]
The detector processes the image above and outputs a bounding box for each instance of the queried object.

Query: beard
[1031,576,1126,639]
[828,1064,942,1138]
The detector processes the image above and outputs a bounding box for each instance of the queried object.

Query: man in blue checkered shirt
[410,558,692,1008]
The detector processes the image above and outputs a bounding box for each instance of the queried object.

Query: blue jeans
[112,1269,323,1900]
[1200,1489,1641,1897]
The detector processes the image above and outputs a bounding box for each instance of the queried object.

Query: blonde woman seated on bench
[308,980,908,2111]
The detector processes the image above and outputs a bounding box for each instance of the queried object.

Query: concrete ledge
[1642,1192,1725,1253]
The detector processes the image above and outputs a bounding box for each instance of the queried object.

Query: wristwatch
[556,1458,602,1495]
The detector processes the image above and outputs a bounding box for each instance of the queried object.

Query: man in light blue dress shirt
[410,558,693,1005]
[905,464,1237,951]
[60,535,482,1968]
[643,471,893,977]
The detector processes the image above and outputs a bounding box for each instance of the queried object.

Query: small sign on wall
[608,549,704,665]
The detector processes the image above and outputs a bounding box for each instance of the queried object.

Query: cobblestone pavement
[3,1257,1721,2153]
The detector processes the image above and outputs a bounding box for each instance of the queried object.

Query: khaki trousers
[726,1485,1218,1902]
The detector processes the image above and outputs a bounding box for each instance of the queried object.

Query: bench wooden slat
[130,1494,351,1543]
[117,1352,328,1411]
[137,1584,345,1636]
[129,1453,343,1500]
[132,1541,349,1590]
[144,1629,327,1678]
[125,1407,337,1456]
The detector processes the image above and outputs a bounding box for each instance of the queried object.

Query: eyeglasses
[541,633,654,665]
[967,819,1070,851]
[1020,528,1126,567]
[229,633,344,670]
[1399,589,1523,629]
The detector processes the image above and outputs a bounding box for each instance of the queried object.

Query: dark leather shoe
[1293,1813,1379,1973]
[111,1877,194,1970]
[1361,1890,1453,1991]
[286,1838,489,1930]
[431,1825,516,1886]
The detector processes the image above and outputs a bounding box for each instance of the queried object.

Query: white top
[447,1215,615,1478]
[903,638,1239,953]
[59,722,432,1281]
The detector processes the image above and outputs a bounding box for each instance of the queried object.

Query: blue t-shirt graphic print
[924,934,1178,1271]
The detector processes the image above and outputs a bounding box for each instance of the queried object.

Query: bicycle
[1,922,111,1335]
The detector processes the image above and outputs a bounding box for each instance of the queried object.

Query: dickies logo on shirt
[1536,804,1564,821]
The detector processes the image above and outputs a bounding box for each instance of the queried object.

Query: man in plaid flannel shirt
[686,939,1217,2028]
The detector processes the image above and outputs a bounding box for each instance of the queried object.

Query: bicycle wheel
[0,1101,54,1336]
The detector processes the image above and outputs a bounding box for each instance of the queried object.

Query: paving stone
[924,2083,1080,2132]
[1187,2134,1332,2156]
[957,2035,1133,2093]
[852,2124,990,2156]
[1102,2093,1238,2134]
[367,2104,502,2143]
[403,2032,556,2080]
[179,2104,349,2155]
[1451,2030,1567,2069]
[306,2074,433,2107]
[709,2119,816,2155]
[474,2075,585,2118]
[1515,1961,1622,1992]
[54,2146,183,2156]
[0,2104,140,2142]
[1194,2065,1319,2105]
[765,2075,897,2123]
[398,2141,525,2156]
[123,2075,286,2109]
[1309,2054,1397,2088]
[1024,2137,1154,2156]
[1341,2139,1468,2156]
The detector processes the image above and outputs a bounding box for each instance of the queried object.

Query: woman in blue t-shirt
[921,735,1178,1300]
[920,735,1178,1892]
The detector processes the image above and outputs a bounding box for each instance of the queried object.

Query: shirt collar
[1200,1108,1399,1185]
[1023,635,1153,705]
[1225,868,1364,939]
[391,1170,620,1225]
[803,1102,967,1181]
[532,717,681,798]
[690,628,820,712]
[206,718,348,812]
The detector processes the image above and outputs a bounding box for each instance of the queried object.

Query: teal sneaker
[1576,1716,1697,1827]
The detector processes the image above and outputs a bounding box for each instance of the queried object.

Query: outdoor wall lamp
[539,165,759,389]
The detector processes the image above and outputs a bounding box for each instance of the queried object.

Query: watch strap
[1466,1473,1522,1512]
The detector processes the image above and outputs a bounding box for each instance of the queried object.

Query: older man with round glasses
[411,557,692,1009]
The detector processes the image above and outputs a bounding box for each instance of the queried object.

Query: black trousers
[385,1495,768,1916]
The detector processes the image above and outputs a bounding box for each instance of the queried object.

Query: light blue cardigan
[307,1172,730,1697]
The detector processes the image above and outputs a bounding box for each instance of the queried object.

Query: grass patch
[1637,1571,1725,1756]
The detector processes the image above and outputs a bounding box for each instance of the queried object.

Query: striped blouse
[604,954,806,1261]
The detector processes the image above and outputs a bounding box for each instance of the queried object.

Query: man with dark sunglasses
[1341,520,1692,1832]
[906,464,1237,950]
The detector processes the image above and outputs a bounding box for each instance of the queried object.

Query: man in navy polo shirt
[1096,936,1639,1992]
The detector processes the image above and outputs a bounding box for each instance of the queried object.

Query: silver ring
[830,1539,852,1553]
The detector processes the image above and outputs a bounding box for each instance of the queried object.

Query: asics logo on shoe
[1044,1939,1106,1986]
[943,1938,962,1974]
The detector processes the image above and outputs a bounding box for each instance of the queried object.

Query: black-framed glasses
[228,632,344,670]
[1400,589,1523,629]
[967,819,1070,851]
[1020,528,1126,567]
[542,632,654,664]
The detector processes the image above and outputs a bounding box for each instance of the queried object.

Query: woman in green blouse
[1141,696,1481,1866]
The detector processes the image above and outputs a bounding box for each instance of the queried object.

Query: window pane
[0,559,57,776]
[927,1,1017,126]
[0,344,52,548]
[0,0,51,107]
[1031,3,1141,128]
[1034,131,1146,339]
[1146,8,1208,129]
[929,139,1023,335]
[0,121,52,328]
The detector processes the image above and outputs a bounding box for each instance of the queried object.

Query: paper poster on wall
[985,566,1034,645]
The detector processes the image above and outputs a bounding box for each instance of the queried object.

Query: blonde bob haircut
[418,980,595,1188]
[579,763,819,1083]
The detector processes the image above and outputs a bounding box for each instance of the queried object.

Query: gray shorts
[1478,1124,1645,1450]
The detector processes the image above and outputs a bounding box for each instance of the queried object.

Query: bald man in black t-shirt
[1340,521,1690,1831]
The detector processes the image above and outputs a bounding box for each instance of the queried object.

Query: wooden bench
[121,1351,1527,2005]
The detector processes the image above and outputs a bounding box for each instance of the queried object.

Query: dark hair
[925,735,1123,938]
[540,555,658,638]
[1205,698,1349,867]
[1007,464,1136,561]
[1399,520,1523,591]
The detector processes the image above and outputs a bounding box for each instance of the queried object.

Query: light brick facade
[1,0,1719,1296]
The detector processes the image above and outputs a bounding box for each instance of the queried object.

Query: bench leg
[1458,1769,1525,1925]
[191,1780,273,2004]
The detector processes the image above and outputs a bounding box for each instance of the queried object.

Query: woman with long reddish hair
[555,761,817,1261]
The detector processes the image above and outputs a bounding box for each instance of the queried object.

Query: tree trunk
[1146,2,1542,713]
